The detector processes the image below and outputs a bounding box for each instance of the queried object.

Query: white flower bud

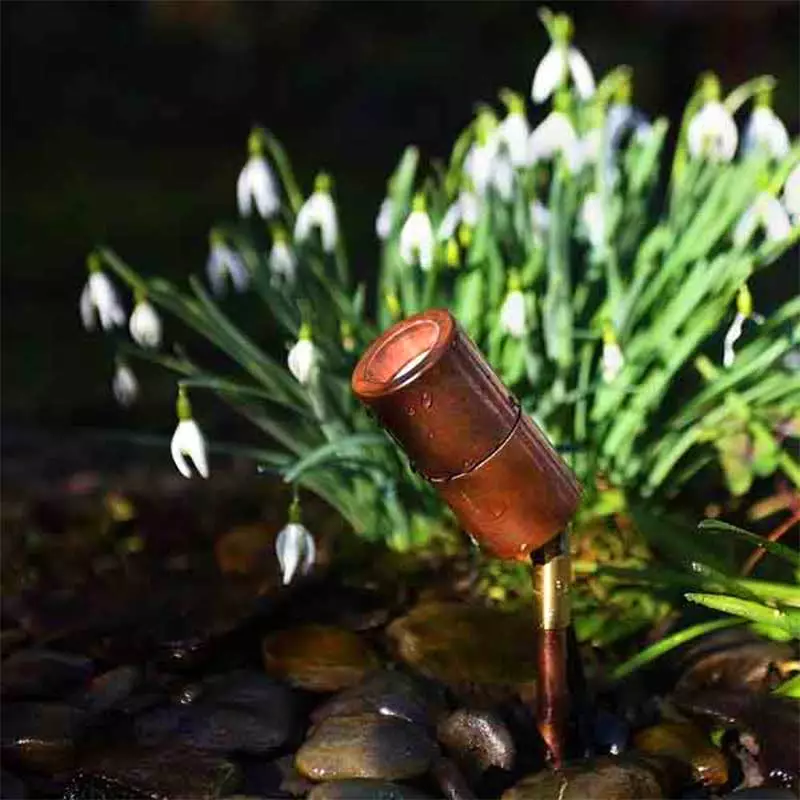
[288,334,318,385]
[129,299,162,349]
[275,522,316,585]
[112,363,139,407]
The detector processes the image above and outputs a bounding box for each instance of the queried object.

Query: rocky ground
[1,443,798,799]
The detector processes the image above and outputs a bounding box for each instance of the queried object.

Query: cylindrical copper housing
[351,309,581,560]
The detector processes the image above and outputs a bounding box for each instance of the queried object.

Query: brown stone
[296,713,437,782]
[501,756,665,800]
[385,602,537,695]
[263,625,380,692]
[634,722,728,787]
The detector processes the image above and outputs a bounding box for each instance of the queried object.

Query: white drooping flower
[743,92,790,160]
[782,164,800,223]
[294,173,339,253]
[170,389,209,479]
[287,325,318,386]
[531,13,594,103]
[497,90,530,168]
[464,127,500,197]
[275,499,316,585]
[499,278,527,338]
[527,93,578,167]
[491,154,515,201]
[399,194,435,271]
[80,257,126,332]
[437,190,481,242]
[207,232,250,296]
[723,284,763,368]
[687,76,737,162]
[129,297,162,349]
[601,326,624,383]
[112,362,138,407]
[530,200,551,246]
[237,129,280,218]
[579,192,606,250]
[376,197,393,240]
[269,229,297,285]
[733,192,792,247]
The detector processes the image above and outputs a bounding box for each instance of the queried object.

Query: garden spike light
[352,308,583,766]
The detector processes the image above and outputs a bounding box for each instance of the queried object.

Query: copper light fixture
[352,308,583,766]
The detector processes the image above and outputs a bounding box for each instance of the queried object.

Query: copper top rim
[351,308,456,399]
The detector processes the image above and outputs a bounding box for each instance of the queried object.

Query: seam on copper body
[423,400,522,484]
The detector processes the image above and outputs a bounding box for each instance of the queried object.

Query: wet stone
[675,634,795,695]
[263,625,380,692]
[70,665,141,715]
[307,778,434,799]
[674,690,800,789]
[1,648,93,700]
[501,756,676,800]
[437,708,516,773]
[135,670,296,754]
[296,713,438,782]
[634,722,728,787]
[385,603,537,697]
[1,702,85,774]
[65,744,240,799]
[311,669,446,728]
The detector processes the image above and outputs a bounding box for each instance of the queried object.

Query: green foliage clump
[82,10,799,562]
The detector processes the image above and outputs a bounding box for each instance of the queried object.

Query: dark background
[2,1,798,442]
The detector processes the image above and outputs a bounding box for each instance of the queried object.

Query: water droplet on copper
[421,391,433,409]
[407,407,416,416]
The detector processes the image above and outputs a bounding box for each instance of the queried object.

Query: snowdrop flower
[530,200,551,246]
[170,388,209,479]
[687,74,737,162]
[80,255,126,332]
[527,91,578,167]
[743,89,790,160]
[275,497,315,585]
[733,191,792,247]
[464,108,500,196]
[579,192,606,250]
[129,294,162,349]
[294,173,339,253]
[499,273,527,338]
[207,230,250,296]
[491,155,515,201]
[531,11,594,103]
[268,228,297,285]
[399,194,435,271]
[438,189,481,243]
[112,361,138,407]
[601,325,624,383]
[237,128,280,218]
[498,89,530,168]
[376,197,393,240]
[723,284,763,368]
[783,164,800,223]
[287,324,318,385]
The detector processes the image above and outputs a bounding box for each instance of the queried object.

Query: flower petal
[762,195,792,242]
[568,47,595,99]
[170,427,193,479]
[248,157,280,218]
[531,46,565,103]
[80,283,96,331]
[723,312,746,368]
[236,161,253,216]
